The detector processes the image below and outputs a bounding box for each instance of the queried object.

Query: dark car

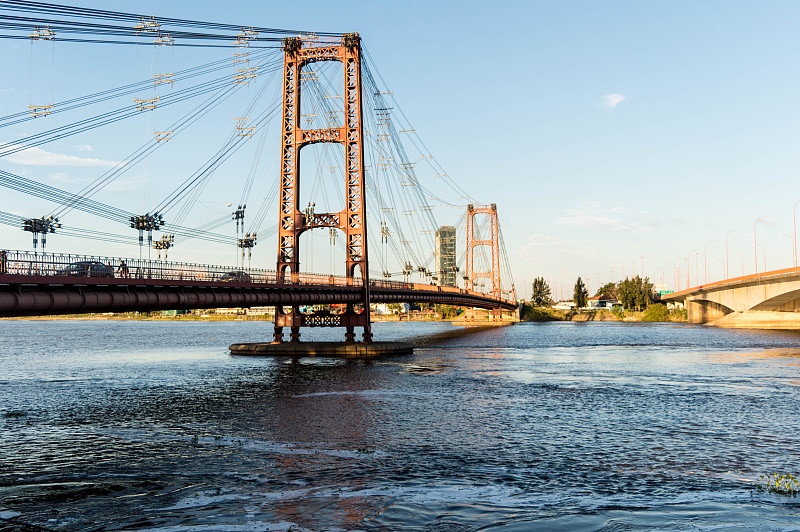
[55,261,115,278]
[218,271,252,283]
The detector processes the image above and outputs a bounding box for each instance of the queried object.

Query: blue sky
[2,1,800,298]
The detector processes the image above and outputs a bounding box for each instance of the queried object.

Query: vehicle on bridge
[55,261,115,279]
[218,271,252,283]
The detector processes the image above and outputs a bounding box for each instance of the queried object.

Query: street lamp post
[794,200,800,268]
[754,216,768,275]
[726,229,738,280]
[781,233,794,269]
[757,245,767,273]
[686,250,697,289]
[685,257,690,290]
[733,251,745,277]
[715,258,725,282]
[704,240,716,285]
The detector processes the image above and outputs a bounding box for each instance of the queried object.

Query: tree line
[530,275,655,311]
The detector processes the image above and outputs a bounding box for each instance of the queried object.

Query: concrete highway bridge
[661,266,800,328]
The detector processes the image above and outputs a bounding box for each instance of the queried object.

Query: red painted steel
[465,204,502,319]
[275,34,371,343]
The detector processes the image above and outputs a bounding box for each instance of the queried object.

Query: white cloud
[601,93,626,109]
[556,202,646,232]
[74,144,93,152]
[557,211,635,232]
[1,145,118,167]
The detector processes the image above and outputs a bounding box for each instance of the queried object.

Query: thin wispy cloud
[74,144,93,152]
[1,145,118,167]
[556,202,646,232]
[601,93,625,109]
[557,211,635,232]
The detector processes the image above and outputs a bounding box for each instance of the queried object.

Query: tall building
[435,226,457,287]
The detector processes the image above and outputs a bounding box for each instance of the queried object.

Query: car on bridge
[218,271,252,283]
[55,261,115,278]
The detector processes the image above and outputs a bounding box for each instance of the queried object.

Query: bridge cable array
[0,7,515,298]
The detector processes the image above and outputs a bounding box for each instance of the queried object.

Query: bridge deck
[662,265,800,302]
[0,250,516,317]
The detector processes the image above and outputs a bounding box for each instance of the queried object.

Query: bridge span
[0,250,516,319]
[661,266,800,328]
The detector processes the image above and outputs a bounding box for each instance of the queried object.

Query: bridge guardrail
[0,250,515,306]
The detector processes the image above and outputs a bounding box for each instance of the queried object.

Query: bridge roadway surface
[0,251,516,317]
[661,265,800,326]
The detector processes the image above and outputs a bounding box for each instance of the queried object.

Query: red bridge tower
[274,34,372,343]
[466,203,502,320]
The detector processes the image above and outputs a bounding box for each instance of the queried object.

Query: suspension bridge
[0,2,517,345]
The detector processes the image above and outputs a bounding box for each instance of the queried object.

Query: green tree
[617,275,655,311]
[435,304,459,319]
[530,277,552,307]
[573,277,589,308]
[595,282,618,299]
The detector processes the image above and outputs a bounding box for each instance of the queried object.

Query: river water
[2,320,800,530]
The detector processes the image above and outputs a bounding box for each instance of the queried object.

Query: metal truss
[466,204,502,319]
[274,33,372,343]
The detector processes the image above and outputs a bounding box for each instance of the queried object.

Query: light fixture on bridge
[22,216,60,252]
[130,212,164,260]
[153,234,174,260]
[238,232,257,269]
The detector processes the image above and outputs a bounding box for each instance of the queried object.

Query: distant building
[435,225,457,287]
[587,295,619,309]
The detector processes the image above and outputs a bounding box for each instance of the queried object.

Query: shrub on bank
[521,305,565,322]
[642,304,670,322]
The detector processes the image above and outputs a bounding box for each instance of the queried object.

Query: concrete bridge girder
[688,279,800,312]
[684,278,800,324]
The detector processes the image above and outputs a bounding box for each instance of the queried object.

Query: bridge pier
[686,299,731,324]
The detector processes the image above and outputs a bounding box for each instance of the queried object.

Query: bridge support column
[465,203,508,320]
[273,34,372,344]
[686,298,731,324]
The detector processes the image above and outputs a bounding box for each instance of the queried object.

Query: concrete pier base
[229,341,414,358]
[451,320,515,327]
[451,307,519,327]
[707,310,800,329]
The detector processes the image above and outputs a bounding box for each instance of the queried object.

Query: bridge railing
[0,249,515,305]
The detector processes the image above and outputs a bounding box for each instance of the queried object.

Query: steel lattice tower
[274,33,372,343]
[466,204,502,319]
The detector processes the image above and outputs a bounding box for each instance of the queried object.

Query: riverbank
[521,304,687,323]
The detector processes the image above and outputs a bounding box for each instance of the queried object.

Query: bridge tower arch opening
[466,203,502,320]
[274,33,372,344]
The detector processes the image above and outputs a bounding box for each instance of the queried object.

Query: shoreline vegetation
[521,303,687,323]
[3,304,688,323]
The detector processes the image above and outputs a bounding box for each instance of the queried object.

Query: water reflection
[2,321,800,530]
